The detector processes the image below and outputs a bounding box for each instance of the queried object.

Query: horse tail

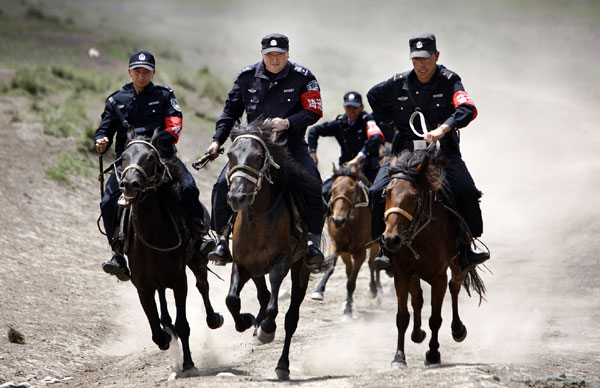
[462,268,486,306]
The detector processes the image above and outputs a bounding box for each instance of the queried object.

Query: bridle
[328,178,369,214]
[226,134,280,206]
[117,139,173,202]
[383,172,434,260]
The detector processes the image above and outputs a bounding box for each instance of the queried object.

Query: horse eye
[148,154,155,162]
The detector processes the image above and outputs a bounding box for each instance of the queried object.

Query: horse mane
[388,148,447,194]
[331,165,370,186]
[229,119,320,195]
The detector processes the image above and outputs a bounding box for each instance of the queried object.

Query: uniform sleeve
[287,72,323,133]
[94,98,119,152]
[442,78,477,130]
[163,90,183,143]
[367,77,397,130]
[307,119,339,153]
[214,76,246,145]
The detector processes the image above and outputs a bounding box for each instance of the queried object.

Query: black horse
[118,127,223,375]
[224,120,318,380]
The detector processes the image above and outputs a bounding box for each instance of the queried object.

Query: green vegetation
[197,66,227,103]
[45,153,94,185]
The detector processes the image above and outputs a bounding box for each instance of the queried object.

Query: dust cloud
[66,0,600,375]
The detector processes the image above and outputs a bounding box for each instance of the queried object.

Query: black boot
[373,247,392,271]
[459,244,490,272]
[102,253,131,281]
[208,235,232,266]
[305,233,325,268]
[188,217,216,259]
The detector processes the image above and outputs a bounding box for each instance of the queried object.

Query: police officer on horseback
[95,50,214,281]
[206,33,326,268]
[307,91,384,200]
[367,33,490,272]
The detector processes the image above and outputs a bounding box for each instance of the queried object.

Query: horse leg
[158,288,176,333]
[367,244,382,297]
[425,275,448,365]
[310,256,337,301]
[392,271,410,369]
[225,263,254,332]
[256,254,289,344]
[171,272,195,372]
[449,265,467,342]
[252,275,271,337]
[343,251,364,317]
[275,258,310,380]
[408,276,426,343]
[137,289,171,350]
[187,260,224,329]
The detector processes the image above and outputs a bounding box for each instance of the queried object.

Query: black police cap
[409,33,437,59]
[261,33,289,54]
[343,91,363,107]
[129,50,155,71]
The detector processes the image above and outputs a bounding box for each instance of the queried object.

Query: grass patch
[45,153,93,185]
[196,66,227,103]
[10,68,48,95]
[43,98,93,139]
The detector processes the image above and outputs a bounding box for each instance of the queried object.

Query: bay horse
[224,120,317,380]
[118,127,223,375]
[382,145,485,368]
[310,164,381,317]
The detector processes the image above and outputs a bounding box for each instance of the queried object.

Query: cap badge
[416,41,423,49]
[139,53,146,60]
[348,93,355,100]
[270,39,277,46]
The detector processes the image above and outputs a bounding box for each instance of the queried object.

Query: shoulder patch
[155,84,174,92]
[239,65,255,75]
[170,98,181,112]
[293,65,309,76]
[306,79,320,91]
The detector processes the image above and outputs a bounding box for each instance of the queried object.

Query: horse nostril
[392,235,401,246]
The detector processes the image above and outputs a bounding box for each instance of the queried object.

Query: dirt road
[1,1,599,387]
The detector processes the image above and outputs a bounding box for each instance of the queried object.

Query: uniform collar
[125,81,156,95]
[405,65,442,90]
[256,61,291,81]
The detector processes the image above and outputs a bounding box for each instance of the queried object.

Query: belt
[397,139,457,153]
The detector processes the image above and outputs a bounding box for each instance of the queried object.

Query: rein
[226,134,281,208]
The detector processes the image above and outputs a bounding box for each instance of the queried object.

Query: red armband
[300,90,323,117]
[366,120,385,142]
[452,91,478,120]
[164,116,182,143]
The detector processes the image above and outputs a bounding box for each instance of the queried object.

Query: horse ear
[332,163,338,173]
[126,125,135,143]
[150,126,161,144]
[417,154,430,173]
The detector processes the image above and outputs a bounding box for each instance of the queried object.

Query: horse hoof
[411,329,427,344]
[341,312,352,322]
[181,366,201,378]
[256,326,275,344]
[275,368,290,381]
[311,291,324,301]
[391,360,407,370]
[425,350,441,365]
[452,324,467,342]
[207,313,224,330]
[235,313,255,332]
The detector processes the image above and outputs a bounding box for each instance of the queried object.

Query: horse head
[226,120,281,212]
[119,126,171,202]
[382,145,444,252]
[328,164,369,228]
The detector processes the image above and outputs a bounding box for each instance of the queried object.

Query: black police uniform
[95,81,206,246]
[211,59,324,235]
[367,64,483,241]
[307,110,383,199]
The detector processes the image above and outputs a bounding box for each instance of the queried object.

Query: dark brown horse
[382,145,485,368]
[118,127,223,375]
[310,164,381,316]
[224,120,317,380]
